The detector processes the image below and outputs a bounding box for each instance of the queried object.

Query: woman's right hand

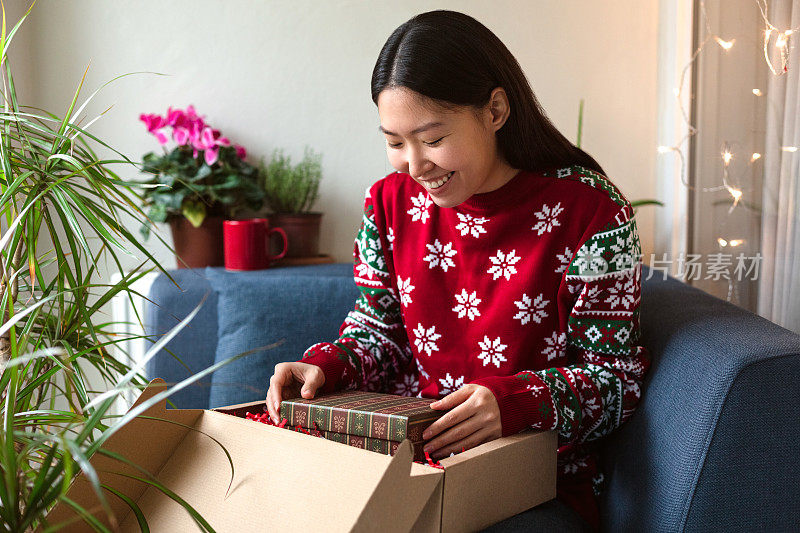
[265,362,326,424]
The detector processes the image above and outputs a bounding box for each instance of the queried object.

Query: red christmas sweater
[300,164,650,529]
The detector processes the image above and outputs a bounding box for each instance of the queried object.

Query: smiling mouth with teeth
[426,171,454,190]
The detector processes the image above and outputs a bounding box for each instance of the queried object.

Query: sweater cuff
[470,373,554,437]
[300,343,350,394]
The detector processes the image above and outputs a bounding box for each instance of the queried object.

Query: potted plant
[0,5,246,529]
[138,106,264,268]
[260,146,324,258]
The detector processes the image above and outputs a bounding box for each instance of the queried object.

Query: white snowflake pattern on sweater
[542,331,567,361]
[555,246,573,274]
[455,212,489,238]
[413,323,441,356]
[438,373,465,395]
[391,372,419,396]
[423,239,457,272]
[415,358,430,380]
[397,276,415,306]
[605,276,635,309]
[487,249,522,281]
[452,289,481,321]
[477,335,508,368]
[407,193,432,223]
[572,241,609,276]
[531,202,564,235]
[513,293,549,325]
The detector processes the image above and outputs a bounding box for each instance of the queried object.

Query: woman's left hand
[421,384,502,460]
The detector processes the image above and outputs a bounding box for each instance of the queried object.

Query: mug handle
[266,226,289,262]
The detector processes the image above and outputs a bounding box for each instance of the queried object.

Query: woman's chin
[429,191,465,209]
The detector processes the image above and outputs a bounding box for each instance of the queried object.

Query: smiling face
[376,86,520,208]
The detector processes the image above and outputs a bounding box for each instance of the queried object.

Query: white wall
[15,0,660,270]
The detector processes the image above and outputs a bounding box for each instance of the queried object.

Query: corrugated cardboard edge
[41,378,204,532]
[437,429,558,532]
[353,439,442,532]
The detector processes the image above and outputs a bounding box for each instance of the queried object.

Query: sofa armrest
[144,269,218,408]
[600,266,800,531]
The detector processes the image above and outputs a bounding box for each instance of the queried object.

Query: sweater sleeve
[470,204,651,444]
[299,188,413,394]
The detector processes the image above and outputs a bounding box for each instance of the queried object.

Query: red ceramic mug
[223,219,289,271]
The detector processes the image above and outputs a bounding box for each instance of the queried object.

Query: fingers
[293,364,325,399]
[266,363,325,424]
[266,370,286,423]
[430,385,472,411]
[429,425,492,460]
[423,395,475,442]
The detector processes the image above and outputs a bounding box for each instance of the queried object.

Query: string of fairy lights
[656,0,798,302]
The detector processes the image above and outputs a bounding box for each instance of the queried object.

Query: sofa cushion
[205,264,359,408]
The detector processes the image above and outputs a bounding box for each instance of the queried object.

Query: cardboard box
[46,380,557,532]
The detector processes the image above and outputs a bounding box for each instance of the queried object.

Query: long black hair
[371,9,606,176]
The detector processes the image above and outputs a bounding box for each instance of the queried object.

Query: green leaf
[181,199,206,227]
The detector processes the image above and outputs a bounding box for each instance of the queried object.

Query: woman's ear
[486,87,511,132]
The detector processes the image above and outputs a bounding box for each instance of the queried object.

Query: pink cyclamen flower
[213,130,230,146]
[172,126,190,146]
[139,113,165,133]
[153,129,169,145]
[204,146,220,166]
[142,105,240,164]
[166,107,185,127]
[200,126,216,150]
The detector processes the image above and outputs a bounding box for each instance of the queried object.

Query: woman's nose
[407,150,433,179]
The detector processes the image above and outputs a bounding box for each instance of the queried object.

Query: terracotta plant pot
[269,212,322,258]
[169,215,225,268]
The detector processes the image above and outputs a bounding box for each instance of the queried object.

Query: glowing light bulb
[751,153,761,162]
[722,151,733,164]
[715,37,735,50]
[728,239,745,247]
[717,238,728,247]
[782,146,798,152]
[752,88,762,96]
[729,187,742,201]
[657,146,673,154]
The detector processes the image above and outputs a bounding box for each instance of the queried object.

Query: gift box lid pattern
[279,390,443,441]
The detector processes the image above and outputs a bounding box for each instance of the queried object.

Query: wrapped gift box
[220,391,436,463]
[279,389,443,447]
[47,380,557,532]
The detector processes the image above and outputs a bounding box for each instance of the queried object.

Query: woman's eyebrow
[378,121,445,136]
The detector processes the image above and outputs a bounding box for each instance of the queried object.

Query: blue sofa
[144,264,800,532]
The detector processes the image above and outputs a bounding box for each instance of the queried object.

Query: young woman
[266,10,649,531]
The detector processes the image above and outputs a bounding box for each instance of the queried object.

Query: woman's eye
[386,137,445,149]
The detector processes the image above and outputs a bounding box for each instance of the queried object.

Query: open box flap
[42,379,204,531]
[353,439,443,532]
[118,406,440,531]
